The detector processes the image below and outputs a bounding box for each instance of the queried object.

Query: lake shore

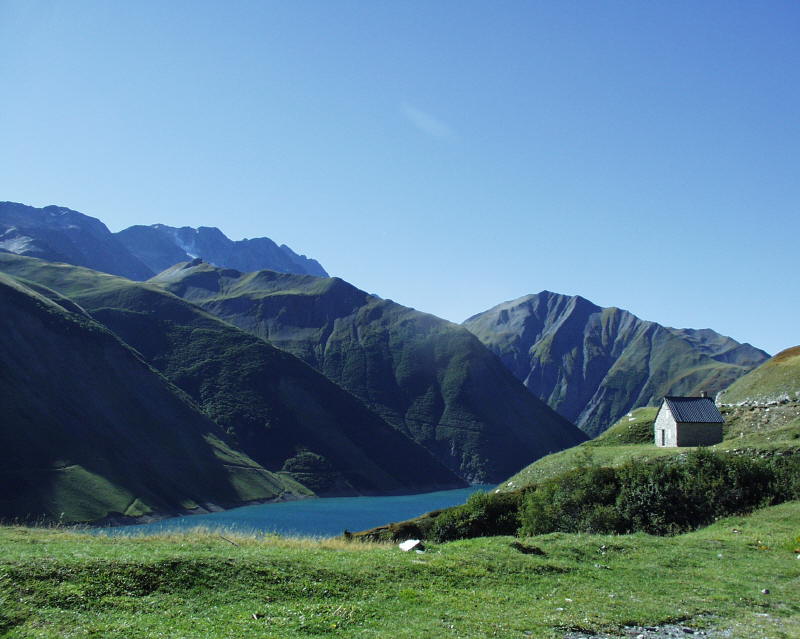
[92,486,492,537]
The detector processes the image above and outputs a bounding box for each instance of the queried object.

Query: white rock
[399,539,423,552]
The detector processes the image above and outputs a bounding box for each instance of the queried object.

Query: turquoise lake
[98,486,493,538]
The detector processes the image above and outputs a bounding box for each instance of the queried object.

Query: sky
[1,1,798,355]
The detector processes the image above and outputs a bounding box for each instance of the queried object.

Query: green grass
[720,346,800,405]
[2,502,799,638]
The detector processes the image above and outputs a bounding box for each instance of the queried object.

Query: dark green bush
[429,491,522,542]
[615,449,779,534]
[519,466,623,536]
[395,450,799,544]
[768,455,800,501]
[518,449,800,537]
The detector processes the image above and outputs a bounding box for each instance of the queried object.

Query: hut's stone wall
[675,422,723,446]
[654,405,677,447]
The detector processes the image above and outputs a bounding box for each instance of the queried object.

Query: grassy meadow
[1,502,799,638]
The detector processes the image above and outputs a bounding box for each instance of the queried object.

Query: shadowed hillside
[0,272,307,523]
[151,261,588,483]
[0,253,462,497]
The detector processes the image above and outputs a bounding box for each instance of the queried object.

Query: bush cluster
[521,449,800,536]
[429,491,522,542]
[418,450,800,542]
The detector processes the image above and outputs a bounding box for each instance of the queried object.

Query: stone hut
[654,395,724,447]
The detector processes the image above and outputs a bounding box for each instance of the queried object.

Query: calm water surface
[98,485,493,538]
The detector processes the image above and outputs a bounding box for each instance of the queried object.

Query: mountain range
[463,292,769,436]
[151,261,587,482]
[0,200,772,522]
[0,253,463,506]
[115,223,327,277]
[0,201,326,281]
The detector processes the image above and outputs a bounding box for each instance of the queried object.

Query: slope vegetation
[0,273,305,523]
[463,291,768,436]
[504,360,800,493]
[151,262,587,482]
[0,253,461,496]
[719,346,800,405]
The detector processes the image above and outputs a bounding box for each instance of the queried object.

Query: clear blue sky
[1,1,798,355]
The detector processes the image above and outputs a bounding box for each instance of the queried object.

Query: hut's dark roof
[663,396,724,423]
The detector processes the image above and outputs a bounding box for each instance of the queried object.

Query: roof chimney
[700,391,708,398]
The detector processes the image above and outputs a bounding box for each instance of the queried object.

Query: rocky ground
[564,624,731,639]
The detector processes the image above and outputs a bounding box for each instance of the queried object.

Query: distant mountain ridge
[0,201,327,280]
[0,201,153,280]
[463,291,769,436]
[115,224,327,277]
[152,261,588,482]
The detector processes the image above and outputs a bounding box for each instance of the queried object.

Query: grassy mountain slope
[2,502,799,638]
[719,346,800,405]
[0,253,462,496]
[151,262,588,482]
[0,273,306,523]
[463,291,768,436]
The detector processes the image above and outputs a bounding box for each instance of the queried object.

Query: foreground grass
[2,503,799,638]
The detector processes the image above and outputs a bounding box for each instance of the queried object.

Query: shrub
[518,466,623,536]
[403,451,799,544]
[615,449,779,534]
[517,449,800,537]
[429,491,522,542]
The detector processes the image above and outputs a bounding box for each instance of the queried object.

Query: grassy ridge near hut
[1,502,799,638]
[719,346,800,405]
[504,396,800,492]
